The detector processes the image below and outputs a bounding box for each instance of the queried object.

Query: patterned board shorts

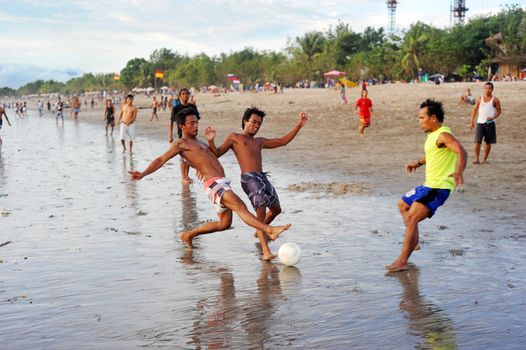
[240,172,280,210]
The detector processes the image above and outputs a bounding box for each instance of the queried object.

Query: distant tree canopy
[2,6,524,97]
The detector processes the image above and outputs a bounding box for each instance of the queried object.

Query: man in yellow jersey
[386,99,467,272]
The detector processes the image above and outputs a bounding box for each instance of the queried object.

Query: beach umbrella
[227,73,237,81]
[323,70,346,77]
[146,87,155,92]
[521,68,526,72]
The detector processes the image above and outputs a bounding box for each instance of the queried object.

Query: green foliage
[9,7,525,95]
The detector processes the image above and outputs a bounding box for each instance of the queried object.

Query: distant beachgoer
[0,106,12,147]
[118,94,137,154]
[22,102,28,117]
[386,99,467,272]
[37,100,44,116]
[362,80,367,91]
[150,96,159,121]
[129,108,291,250]
[354,89,373,137]
[90,98,95,111]
[469,82,502,164]
[55,98,64,123]
[47,100,51,113]
[459,88,475,105]
[104,99,115,136]
[208,106,308,260]
[339,84,347,104]
[170,88,199,184]
[71,96,81,119]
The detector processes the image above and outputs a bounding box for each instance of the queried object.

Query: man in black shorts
[469,82,502,164]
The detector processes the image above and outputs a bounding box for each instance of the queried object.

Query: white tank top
[477,95,496,124]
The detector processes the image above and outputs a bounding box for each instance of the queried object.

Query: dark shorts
[401,186,450,218]
[475,122,496,144]
[106,117,115,126]
[241,172,280,210]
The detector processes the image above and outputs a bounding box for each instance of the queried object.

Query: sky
[0,0,523,88]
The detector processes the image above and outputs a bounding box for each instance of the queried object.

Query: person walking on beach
[71,96,81,119]
[47,100,51,114]
[150,96,160,121]
[0,106,12,147]
[118,94,137,154]
[207,106,308,260]
[90,98,95,111]
[55,98,64,123]
[386,99,467,273]
[170,88,199,184]
[355,89,373,137]
[104,99,115,136]
[37,100,44,116]
[129,108,291,250]
[339,84,347,104]
[469,82,502,164]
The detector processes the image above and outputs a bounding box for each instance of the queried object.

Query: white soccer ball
[278,242,302,266]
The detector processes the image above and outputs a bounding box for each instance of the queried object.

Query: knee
[270,205,282,216]
[217,217,232,231]
[398,199,409,212]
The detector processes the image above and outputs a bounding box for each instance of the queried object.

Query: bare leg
[386,201,429,272]
[121,139,126,153]
[129,141,133,154]
[359,123,365,137]
[180,210,233,249]
[254,207,276,261]
[473,143,481,164]
[221,191,291,239]
[483,143,491,162]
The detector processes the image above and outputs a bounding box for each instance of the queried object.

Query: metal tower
[452,0,468,24]
[387,0,398,33]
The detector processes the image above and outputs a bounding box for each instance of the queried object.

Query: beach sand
[1,82,525,348]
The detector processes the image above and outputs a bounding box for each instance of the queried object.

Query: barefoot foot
[267,223,292,241]
[262,253,277,261]
[472,160,480,164]
[385,260,409,272]
[180,232,194,249]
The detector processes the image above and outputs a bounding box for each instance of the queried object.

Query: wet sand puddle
[1,114,525,349]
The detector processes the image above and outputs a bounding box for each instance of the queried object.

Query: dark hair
[241,106,266,129]
[178,88,190,96]
[126,94,134,99]
[485,81,494,90]
[176,107,199,138]
[420,98,445,123]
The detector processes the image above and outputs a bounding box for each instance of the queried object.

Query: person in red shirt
[354,89,373,137]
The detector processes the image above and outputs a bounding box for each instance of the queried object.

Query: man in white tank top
[469,82,502,164]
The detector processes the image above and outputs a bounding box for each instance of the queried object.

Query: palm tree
[295,31,325,62]
[400,23,430,79]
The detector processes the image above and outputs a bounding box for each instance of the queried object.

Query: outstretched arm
[438,132,467,188]
[262,112,308,149]
[129,141,182,180]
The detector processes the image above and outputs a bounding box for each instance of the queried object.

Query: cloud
[0,64,82,88]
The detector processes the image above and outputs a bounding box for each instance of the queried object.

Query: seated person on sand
[459,88,475,105]
[129,108,291,258]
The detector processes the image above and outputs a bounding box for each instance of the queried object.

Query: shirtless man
[150,96,159,121]
[469,82,502,164]
[71,96,81,119]
[117,94,137,154]
[55,98,64,123]
[129,108,291,250]
[208,106,308,260]
[0,106,12,146]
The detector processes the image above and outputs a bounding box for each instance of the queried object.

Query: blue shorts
[402,186,450,218]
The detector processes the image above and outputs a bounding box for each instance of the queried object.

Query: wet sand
[1,83,526,349]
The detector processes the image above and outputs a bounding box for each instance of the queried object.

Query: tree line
[4,6,524,97]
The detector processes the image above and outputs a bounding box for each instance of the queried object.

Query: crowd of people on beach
[0,81,504,272]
